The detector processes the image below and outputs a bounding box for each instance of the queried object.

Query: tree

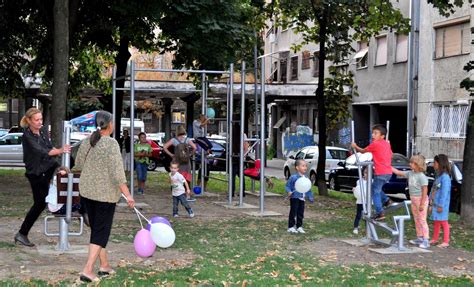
[276,0,409,195]
[1,0,262,142]
[51,0,69,146]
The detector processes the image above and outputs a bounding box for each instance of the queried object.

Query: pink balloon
[133,229,156,258]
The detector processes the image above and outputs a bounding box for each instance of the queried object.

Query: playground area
[1,169,474,285]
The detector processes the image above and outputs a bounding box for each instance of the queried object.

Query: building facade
[264,1,472,159]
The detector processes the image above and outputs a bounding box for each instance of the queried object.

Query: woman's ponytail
[89,111,113,147]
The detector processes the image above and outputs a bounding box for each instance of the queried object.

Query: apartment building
[264,1,472,159]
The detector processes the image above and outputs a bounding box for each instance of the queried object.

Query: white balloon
[295,177,312,193]
[150,222,176,248]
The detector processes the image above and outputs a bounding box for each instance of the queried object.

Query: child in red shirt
[352,124,394,221]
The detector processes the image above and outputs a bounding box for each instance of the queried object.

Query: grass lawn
[0,170,473,286]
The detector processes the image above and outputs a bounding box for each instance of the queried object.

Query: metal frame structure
[111,61,269,211]
[351,121,412,252]
[44,121,84,252]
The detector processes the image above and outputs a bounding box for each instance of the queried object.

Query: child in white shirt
[352,167,368,234]
[170,161,194,218]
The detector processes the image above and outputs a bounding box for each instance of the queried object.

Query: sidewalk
[265,158,286,179]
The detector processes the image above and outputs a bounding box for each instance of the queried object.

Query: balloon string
[136,210,144,229]
[121,194,151,226]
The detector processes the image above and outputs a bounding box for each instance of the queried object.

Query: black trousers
[83,197,116,248]
[19,167,56,236]
[195,137,213,151]
[353,204,363,228]
[231,162,245,197]
[288,198,305,228]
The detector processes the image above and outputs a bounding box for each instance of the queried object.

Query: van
[120,118,145,136]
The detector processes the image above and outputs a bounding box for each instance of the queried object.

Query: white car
[283,146,350,185]
[0,133,24,166]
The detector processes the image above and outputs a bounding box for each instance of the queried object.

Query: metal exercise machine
[44,120,84,251]
[351,120,412,252]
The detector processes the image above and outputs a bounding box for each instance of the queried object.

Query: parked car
[425,160,462,214]
[147,140,163,171]
[0,128,8,137]
[198,140,227,172]
[0,133,24,166]
[283,146,350,185]
[327,153,411,198]
[8,126,23,133]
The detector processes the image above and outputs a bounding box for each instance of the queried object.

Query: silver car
[0,133,24,166]
[283,146,350,185]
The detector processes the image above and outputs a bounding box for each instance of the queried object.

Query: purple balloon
[134,229,156,258]
[146,216,171,231]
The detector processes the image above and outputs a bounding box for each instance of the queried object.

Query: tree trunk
[50,0,69,146]
[315,13,328,196]
[113,36,131,141]
[461,106,474,227]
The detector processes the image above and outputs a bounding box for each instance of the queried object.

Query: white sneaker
[419,239,430,249]
[173,214,179,218]
[409,238,423,245]
[353,228,359,235]
[287,227,297,233]
[296,227,305,234]
[189,212,195,218]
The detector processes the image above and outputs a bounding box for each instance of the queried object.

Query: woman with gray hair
[73,110,135,283]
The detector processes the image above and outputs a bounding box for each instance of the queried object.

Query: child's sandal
[438,243,449,248]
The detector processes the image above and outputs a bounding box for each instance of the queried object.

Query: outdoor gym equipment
[112,60,271,214]
[44,121,84,251]
[351,120,413,252]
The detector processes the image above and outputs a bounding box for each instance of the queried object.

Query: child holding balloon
[286,159,314,234]
[169,161,194,218]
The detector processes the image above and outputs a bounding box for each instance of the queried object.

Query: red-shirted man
[351,124,394,221]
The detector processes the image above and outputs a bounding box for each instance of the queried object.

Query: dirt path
[1,174,473,283]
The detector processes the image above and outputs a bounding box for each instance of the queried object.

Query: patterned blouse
[73,136,127,203]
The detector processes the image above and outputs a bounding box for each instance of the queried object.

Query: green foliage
[276,0,410,64]
[1,0,263,99]
[324,67,358,131]
[158,0,264,72]
[427,0,471,17]
[461,60,474,96]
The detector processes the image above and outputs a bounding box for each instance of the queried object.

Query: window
[295,150,305,159]
[290,56,298,80]
[395,34,408,62]
[312,52,320,77]
[355,41,368,69]
[426,104,470,138]
[329,149,350,160]
[375,36,387,66]
[435,21,470,58]
[172,111,185,123]
[271,61,278,82]
[334,63,349,75]
[280,58,288,83]
[302,51,311,70]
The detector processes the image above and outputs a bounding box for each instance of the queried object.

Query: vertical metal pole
[386,120,390,142]
[398,218,405,250]
[58,121,72,251]
[367,162,373,240]
[239,62,246,206]
[227,64,234,205]
[201,73,206,193]
[254,31,259,155]
[112,66,117,139]
[130,61,135,197]
[259,59,266,214]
